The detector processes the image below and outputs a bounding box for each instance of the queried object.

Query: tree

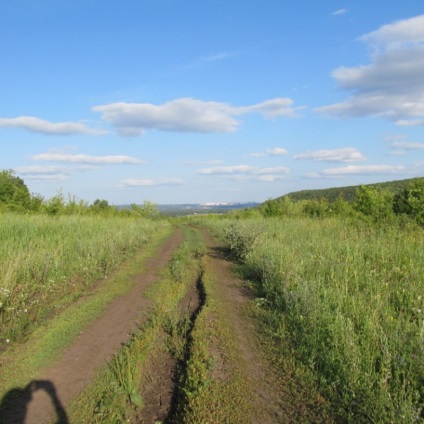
[44,192,66,216]
[406,180,424,226]
[0,169,30,208]
[130,201,160,219]
[354,185,394,223]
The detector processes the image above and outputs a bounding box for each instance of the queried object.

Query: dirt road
[0,226,327,423]
[0,229,183,424]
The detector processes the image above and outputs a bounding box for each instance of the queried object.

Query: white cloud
[185,160,224,165]
[198,165,256,175]
[30,152,145,165]
[397,118,424,126]
[117,178,183,188]
[93,97,299,136]
[254,166,290,175]
[391,141,424,149]
[250,147,288,157]
[316,14,424,126]
[332,8,347,16]
[385,134,424,150]
[294,147,366,162]
[307,164,406,178]
[15,165,68,174]
[0,116,106,135]
[14,165,70,181]
[361,14,424,48]
[239,98,300,119]
[197,165,289,182]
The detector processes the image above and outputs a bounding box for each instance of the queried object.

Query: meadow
[199,215,424,422]
[1,177,424,421]
[0,213,170,343]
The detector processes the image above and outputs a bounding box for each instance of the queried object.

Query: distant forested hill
[278,177,424,203]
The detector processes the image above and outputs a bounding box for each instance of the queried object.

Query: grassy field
[0,213,170,343]
[198,216,424,422]
[2,209,424,422]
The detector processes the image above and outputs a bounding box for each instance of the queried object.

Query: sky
[1,0,424,205]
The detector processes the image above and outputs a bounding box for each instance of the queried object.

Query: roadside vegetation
[194,179,424,422]
[0,214,170,345]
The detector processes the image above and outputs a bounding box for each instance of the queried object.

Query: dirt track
[0,226,325,423]
[0,229,183,424]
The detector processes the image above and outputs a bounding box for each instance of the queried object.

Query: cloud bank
[307,164,406,178]
[198,164,289,181]
[250,147,288,157]
[317,14,424,126]
[117,178,183,188]
[294,147,366,162]
[15,165,70,181]
[30,152,145,165]
[93,97,299,136]
[0,116,106,135]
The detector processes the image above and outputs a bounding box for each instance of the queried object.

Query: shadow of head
[0,379,69,424]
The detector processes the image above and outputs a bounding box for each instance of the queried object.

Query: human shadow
[0,379,69,424]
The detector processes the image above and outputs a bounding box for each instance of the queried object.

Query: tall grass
[202,216,424,422]
[0,213,170,341]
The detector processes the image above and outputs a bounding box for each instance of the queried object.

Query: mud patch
[139,332,178,423]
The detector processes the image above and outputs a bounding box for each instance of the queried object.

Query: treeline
[281,177,422,203]
[234,178,424,226]
[0,169,160,218]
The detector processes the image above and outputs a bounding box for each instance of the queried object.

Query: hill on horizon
[274,177,424,204]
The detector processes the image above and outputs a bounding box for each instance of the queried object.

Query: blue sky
[1,0,424,204]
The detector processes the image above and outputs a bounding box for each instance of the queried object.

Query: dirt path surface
[2,229,183,424]
[201,230,291,423]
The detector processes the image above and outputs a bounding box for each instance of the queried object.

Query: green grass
[0,213,170,342]
[198,216,424,423]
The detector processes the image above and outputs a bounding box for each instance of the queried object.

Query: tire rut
[140,269,206,424]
